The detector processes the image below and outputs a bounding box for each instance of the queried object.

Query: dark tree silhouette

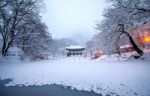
[118,24,143,57]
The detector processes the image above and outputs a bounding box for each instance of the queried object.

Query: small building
[66,45,85,57]
[119,44,134,53]
[91,50,104,59]
[133,23,150,48]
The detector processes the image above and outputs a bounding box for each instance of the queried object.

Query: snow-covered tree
[95,0,150,56]
[0,0,44,56]
[86,39,98,56]
[0,0,9,9]
[14,14,52,60]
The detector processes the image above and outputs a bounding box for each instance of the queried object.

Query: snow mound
[128,49,150,60]
[99,52,134,61]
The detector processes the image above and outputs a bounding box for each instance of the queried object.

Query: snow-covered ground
[0,54,150,96]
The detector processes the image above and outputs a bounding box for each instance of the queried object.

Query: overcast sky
[42,0,106,41]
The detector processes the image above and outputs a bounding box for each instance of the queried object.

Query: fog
[42,0,106,44]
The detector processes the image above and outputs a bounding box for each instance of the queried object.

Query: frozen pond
[0,79,101,96]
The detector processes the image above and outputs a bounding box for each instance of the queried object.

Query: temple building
[66,45,85,57]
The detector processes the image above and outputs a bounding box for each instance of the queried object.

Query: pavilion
[66,45,85,57]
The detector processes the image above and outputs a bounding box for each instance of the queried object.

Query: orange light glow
[143,37,150,43]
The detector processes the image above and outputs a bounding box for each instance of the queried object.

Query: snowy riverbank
[0,55,150,96]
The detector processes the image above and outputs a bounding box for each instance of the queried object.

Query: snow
[8,47,22,55]
[66,45,85,49]
[98,52,134,61]
[120,44,132,49]
[0,54,150,96]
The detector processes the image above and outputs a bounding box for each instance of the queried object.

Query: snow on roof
[66,45,85,50]
[120,45,132,49]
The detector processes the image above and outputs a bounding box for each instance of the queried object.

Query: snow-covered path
[0,57,150,96]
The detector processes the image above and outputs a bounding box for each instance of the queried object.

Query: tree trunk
[119,25,144,57]
[2,39,7,56]
[128,35,143,56]
[116,44,121,55]
[2,39,13,56]
[124,33,143,56]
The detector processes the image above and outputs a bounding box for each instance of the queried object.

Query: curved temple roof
[66,45,85,51]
